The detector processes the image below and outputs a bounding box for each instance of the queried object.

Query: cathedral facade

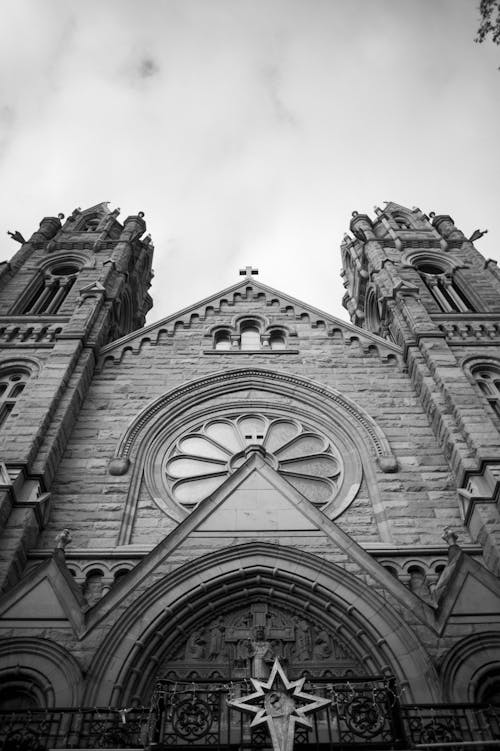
[0,202,500,745]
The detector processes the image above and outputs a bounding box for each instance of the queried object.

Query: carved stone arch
[401,249,465,273]
[83,543,439,706]
[232,313,270,330]
[440,631,500,702]
[0,637,83,706]
[14,253,87,315]
[462,354,500,379]
[111,369,397,541]
[36,251,89,272]
[115,369,395,464]
[401,250,477,313]
[0,355,40,377]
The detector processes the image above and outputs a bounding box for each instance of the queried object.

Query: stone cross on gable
[239,266,259,277]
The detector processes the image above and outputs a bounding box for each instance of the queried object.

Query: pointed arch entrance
[84,543,439,707]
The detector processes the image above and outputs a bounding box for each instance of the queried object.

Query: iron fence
[1,683,499,750]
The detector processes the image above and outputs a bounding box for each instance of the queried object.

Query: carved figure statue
[185,630,206,661]
[55,528,72,550]
[294,618,312,661]
[313,629,332,659]
[208,616,226,661]
[248,627,275,679]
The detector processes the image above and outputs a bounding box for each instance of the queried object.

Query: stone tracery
[164,413,342,511]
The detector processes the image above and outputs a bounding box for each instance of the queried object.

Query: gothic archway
[83,543,439,706]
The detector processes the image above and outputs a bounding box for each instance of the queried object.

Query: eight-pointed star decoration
[228,659,331,751]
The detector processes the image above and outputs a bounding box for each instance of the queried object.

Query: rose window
[164,414,343,511]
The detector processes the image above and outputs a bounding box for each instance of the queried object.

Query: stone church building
[0,201,500,746]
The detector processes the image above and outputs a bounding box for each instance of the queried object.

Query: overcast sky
[0,0,499,324]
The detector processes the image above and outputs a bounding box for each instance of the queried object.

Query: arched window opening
[407,565,432,600]
[473,368,500,420]
[214,331,231,350]
[240,324,260,350]
[0,370,29,429]
[383,565,399,579]
[394,216,410,230]
[20,263,80,315]
[365,289,383,337]
[84,568,104,607]
[114,568,130,583]
[0,683,42,711]
[83,217,99,232]
[475,671,500,705]
[416,262,474,313]
[269,330,286,350]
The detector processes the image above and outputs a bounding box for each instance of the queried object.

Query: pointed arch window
[0,369,29,429]
[415,262,474,313]
[19,262,80,315]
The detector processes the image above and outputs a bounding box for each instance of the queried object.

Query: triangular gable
[436,549,500,634]
[197,462,318,532]
[0,552,86,635]
[85,451,434,634]
[98,276,401,361]
[2,578,67,619]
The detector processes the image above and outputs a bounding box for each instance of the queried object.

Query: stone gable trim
[97,278,401,366]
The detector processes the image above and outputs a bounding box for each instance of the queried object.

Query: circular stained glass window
[164,414,343,511]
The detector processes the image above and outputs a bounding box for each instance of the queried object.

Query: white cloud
[0,0,499,323]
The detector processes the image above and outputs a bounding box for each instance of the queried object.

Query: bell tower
[0,203,154,590]
[341,202,500,573]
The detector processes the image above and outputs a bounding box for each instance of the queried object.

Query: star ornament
[228,659,331,751]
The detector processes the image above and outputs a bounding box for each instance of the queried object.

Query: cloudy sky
[0,0,499,323]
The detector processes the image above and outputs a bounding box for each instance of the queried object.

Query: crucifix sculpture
[228,658,330,751]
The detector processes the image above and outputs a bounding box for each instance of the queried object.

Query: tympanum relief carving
[160,603,364,681]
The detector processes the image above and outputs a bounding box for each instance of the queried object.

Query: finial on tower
[239,266,259,277]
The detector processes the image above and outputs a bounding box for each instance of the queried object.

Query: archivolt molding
[0,355,41,377]
[83,543,439,706]
[462,354,500,378]
[400,249,466,272]
[112,368,397,537]
[113,368,396,464]
[440,631,500,702]
[36,251,90,271]
[0,637,83,706]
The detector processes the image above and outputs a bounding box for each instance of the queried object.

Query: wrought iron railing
[401,703,500,748]
[1,681,499,750]
[0,707,151,750]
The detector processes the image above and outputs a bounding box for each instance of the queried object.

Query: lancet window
[0,369,29,429]
[19,262,80,315]
[472,366,500,420]
[415,262,474,313]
